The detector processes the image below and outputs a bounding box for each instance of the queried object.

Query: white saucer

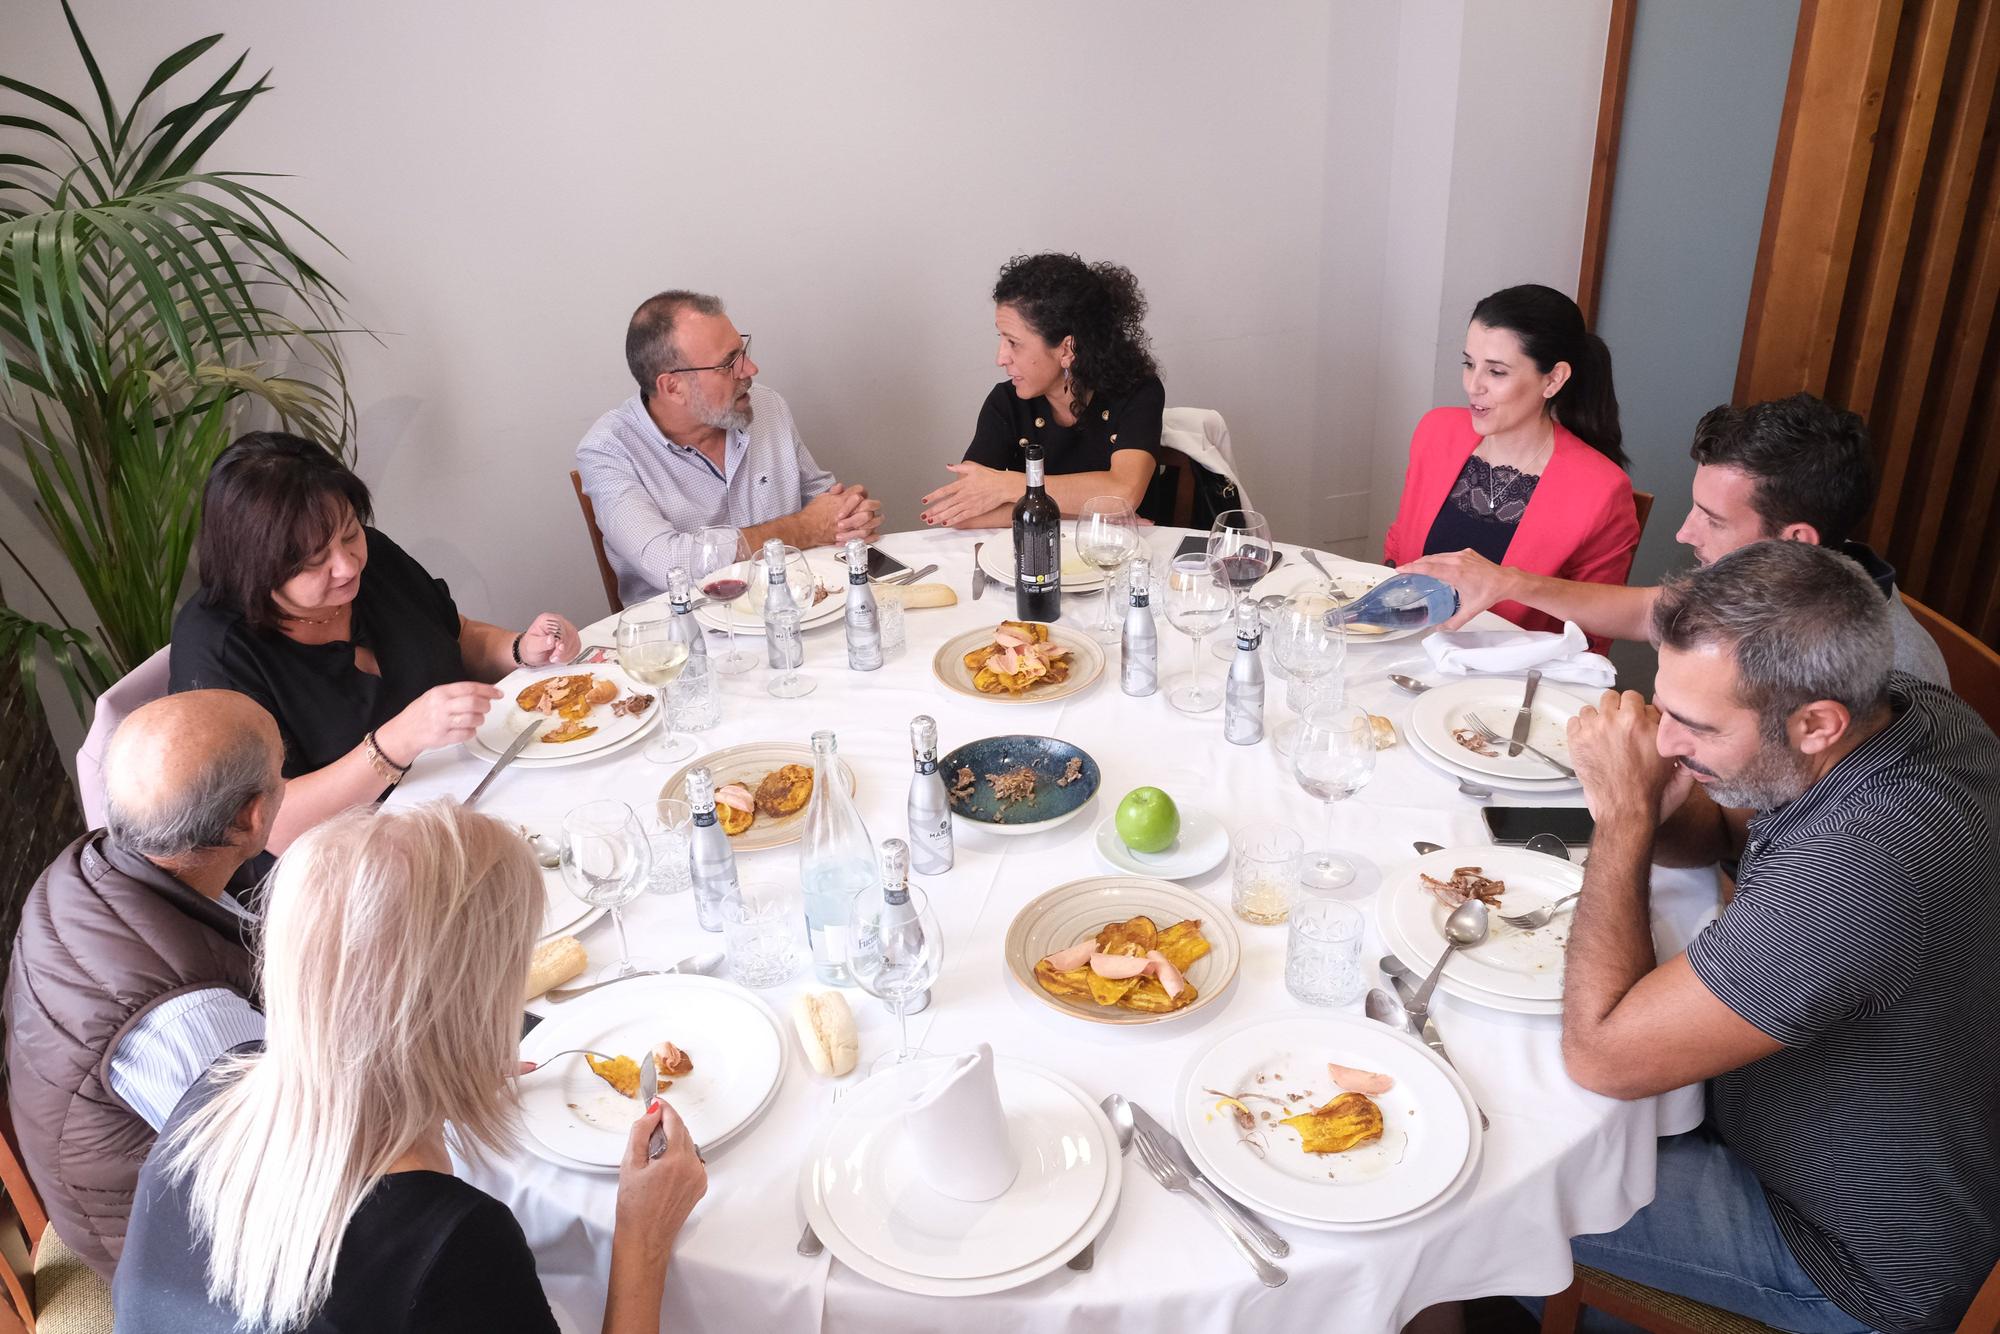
[1091,804,1229,880]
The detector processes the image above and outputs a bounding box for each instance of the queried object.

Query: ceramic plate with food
[1409,678,1594,781]
[932,622,1104,704]
[1384,845,1584,1004]
[1004,876,1240,1026]
[937,736,1100,835]
[691,553,846,636]
[474,663,660,763]
[659,742,857,852]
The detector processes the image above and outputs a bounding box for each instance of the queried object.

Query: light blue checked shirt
[575,385,835,605]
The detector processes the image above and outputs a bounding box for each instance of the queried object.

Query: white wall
[5,0,1607,753]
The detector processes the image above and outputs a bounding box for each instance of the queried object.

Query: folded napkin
[1422,620,1617,688]
[902,1042,1017,1201]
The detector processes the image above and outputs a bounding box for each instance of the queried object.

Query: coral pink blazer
[1383,407,1639,641]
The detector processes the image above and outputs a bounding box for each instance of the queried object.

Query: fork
[519,1047,621,1074]
[1464,711,1577,777]
[1301,548,1335,581]
[797,1085,849,1257]
[1502,890,1581,931]
[1132,1132,1287,1287]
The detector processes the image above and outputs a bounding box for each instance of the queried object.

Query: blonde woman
[113,803,706,1333]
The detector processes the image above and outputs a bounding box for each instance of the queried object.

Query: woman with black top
[115,802,707,1333]
[920,252,1166,527]
[170,432,583,853]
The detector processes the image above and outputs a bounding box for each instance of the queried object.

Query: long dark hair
[1470,284,1625,467]
[196,431,374,630]
[992,253,1158,403]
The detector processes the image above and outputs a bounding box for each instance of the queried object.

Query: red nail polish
[646,1097,661,1113]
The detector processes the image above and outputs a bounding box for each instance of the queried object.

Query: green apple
[1115,787,1180,854]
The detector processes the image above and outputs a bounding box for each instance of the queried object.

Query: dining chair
[1540,1257,2000,1334]
[1900,592,2000,732]
[1632,490,1655,544]
[0,1098,113,1333]
[72,645,171,830]
[569,469,624,615]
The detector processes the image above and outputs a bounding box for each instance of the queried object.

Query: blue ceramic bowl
[937,735,1102,833]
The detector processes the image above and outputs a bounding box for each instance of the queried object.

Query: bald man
[6,689,283,1278]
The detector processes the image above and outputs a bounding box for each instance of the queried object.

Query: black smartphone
[1482,806,1597,847]
[836,544,911,581]
[1172,534,1285,576]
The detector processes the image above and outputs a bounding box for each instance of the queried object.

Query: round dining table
[387,525,1714,1334]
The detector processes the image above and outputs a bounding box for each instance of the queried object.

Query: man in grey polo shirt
[577,290,881,605]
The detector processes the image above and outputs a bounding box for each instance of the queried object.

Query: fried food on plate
[1032,914,1206,1014]
[1280,1091,1385,1154]
[755,763,814,817]
[964,621,1074,695]
[714,783,756,837]
[517,673,603,720]
[541,719,599,745]
[585,1053,640,1099]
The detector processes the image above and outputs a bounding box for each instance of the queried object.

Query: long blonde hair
[166,801,542,1329]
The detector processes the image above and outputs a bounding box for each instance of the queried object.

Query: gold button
[1101,409,1111,420]
[1034,416,1045,428]
[1110,434,1118,443]
[1018,437,1029,446]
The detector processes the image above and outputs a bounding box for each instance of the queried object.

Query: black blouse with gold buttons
[962,375,1165,482]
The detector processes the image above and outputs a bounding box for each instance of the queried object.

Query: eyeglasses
[668,335,752,378]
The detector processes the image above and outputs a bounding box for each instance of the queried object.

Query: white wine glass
[1268,591,1347,757]
[615,605,696,762]
[848,884,943,1073]
[1074,496,1140,643]
[1206,509,1275,658]
[1291,704,1376,891]
[560,800,656,980]
[695,525,757,675]
[1164,554,1232,713]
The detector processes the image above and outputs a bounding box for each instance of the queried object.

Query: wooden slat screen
[1735,0,2000,646]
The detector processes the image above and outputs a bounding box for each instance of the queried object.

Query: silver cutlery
[970,541,987,600]
[638,1054,668,1159]
[1464,711,1576,777]
[519,1046,620,1073]
[1131,1127,1287,1286]
[1523,832,1573,862]
[797,1084,850,1257]
[883,563,938,586]
[463,720,543,808]
[543,950,727,1002]
[1390,673,1431,695]
[1407,899,1490,1019]
[1458,778,1495,800]
[1506,669,1541,757]
[1125,1099,1289,1258]
[1413,840,1444,854]
[1301,548,1335,581]
[1502,890,1581,931]
[1070,1094,1138,1272]
[1365,987,1490,1129]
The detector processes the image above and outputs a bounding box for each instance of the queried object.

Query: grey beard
[691,382,753,432]
[1702,742,1813,812]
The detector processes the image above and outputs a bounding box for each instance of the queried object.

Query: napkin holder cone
[901,1043,1017,1202]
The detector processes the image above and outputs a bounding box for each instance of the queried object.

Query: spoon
[1073,1094,1141,1271]
[1389,674,1430,695]
[1412,841,1443,855]
[527,833,562,869]
[1458,779,1494,801]
[1524,832,1571,861]
[1365,987,1417,1036]
[1406,899,1490,1019]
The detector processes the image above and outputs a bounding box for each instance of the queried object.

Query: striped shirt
[108,986,265,1130]
[1687,675,2000,1333]
[575,386,834,605]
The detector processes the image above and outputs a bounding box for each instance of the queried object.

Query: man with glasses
[577,290,881,604]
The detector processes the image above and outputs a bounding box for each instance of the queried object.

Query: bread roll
[1366,713,1398,750]
[791,990,859,1077]
[524,935,587,1000]
[891,583,956,609]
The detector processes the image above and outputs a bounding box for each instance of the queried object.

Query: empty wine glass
[1207,509,1275,657]
[848,883,944,1073]
[1290,704,1376,891]
[1075,496,1140,643]
[767,608,815,698]
[695,525,757,675]
[1164,554,1232,713]
[1268,591,1347,757]
[559,800,655,980]
[614,605,695,763]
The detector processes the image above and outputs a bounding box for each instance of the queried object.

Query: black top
[963,376,1165,504]
[169,528,466,778]
[1420,455,1541,564]
[1686,676,2000,1333]
[115,1059,560,1334]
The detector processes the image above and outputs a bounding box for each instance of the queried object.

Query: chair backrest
[1632,490,1656,543]
[1902,592,2000,732]
[569,470,623,615]
[74,645,172,830]
[0,1097,47,1330]
[1960,1253,2000,1333]
[1151,447,1200,528]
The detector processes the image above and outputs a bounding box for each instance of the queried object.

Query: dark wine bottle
[1013,442,1061,621]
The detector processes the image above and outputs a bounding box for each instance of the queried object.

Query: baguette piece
[524,935,587,1000]
[791,990,860,1077]
[1365,712,1398,750]
[889,583,956,610]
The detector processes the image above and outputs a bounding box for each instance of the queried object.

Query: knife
[1390,975,1491,1129]
[544,949,726,1002]
[970,541,987,600]
[1506,668,1542,758]
[638,1054,669,1159]
[1126,1103,1291,1258]
[463,720,543,808]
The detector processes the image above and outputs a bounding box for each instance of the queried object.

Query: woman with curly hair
[921,253,1165,527]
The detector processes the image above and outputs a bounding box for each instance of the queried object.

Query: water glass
[645,799,693,896]
[1165,554,1232,713]
[876,586,907,657]
[1231,823,1303,925]
[559,800,654,979]
[767,608,815,698]
[1292,703,1377,892]
[1286,892,1364,1006]
[722,880,806,988]
[668,655,722,731]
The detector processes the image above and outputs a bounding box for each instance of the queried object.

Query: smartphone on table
[1481,806,1596,848]
[836,544,911,581]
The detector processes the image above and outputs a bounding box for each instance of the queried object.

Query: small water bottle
[761,539,801,670]
[799,730,874,985]
[843,538,882,671]
[1224,600,1266,745]
[666,567,707,663]
[684,767,742,932]
[1121,555,1157,697]
[907,715,954,874]
[879,837,930,1015]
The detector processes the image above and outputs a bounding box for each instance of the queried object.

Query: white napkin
[901,1042,1017,1201]
[1421,620,1617,688]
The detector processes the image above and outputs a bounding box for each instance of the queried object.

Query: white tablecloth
[391,527,1712,1334]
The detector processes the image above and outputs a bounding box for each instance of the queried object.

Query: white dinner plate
[798,1058,1122,1296]
[658,742,856,853]
[692,552,847,636]
[977,537,1105,592]
[1386,846,1584,1002]
[1176,1013,1472,1226]
[932,623,1105,704]
[1405,716,1580,794]
[1003,876,1240,1026]
[475,663,661,763]
[498,815,611,943]
[517,974,785,1168]
[1091,802,1229,880]
[1410,678,1593,782]
[1376,897,1563,1017]
[1175,1021,1486,1232]
[817,1060,1110,1280]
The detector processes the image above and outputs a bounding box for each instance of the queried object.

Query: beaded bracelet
[364,729,410,782]
[511,631,527,666]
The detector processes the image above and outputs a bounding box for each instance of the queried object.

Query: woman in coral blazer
[1383,284,1638,643]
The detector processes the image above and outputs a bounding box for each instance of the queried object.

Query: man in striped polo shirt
[1559,540,1999,1333]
